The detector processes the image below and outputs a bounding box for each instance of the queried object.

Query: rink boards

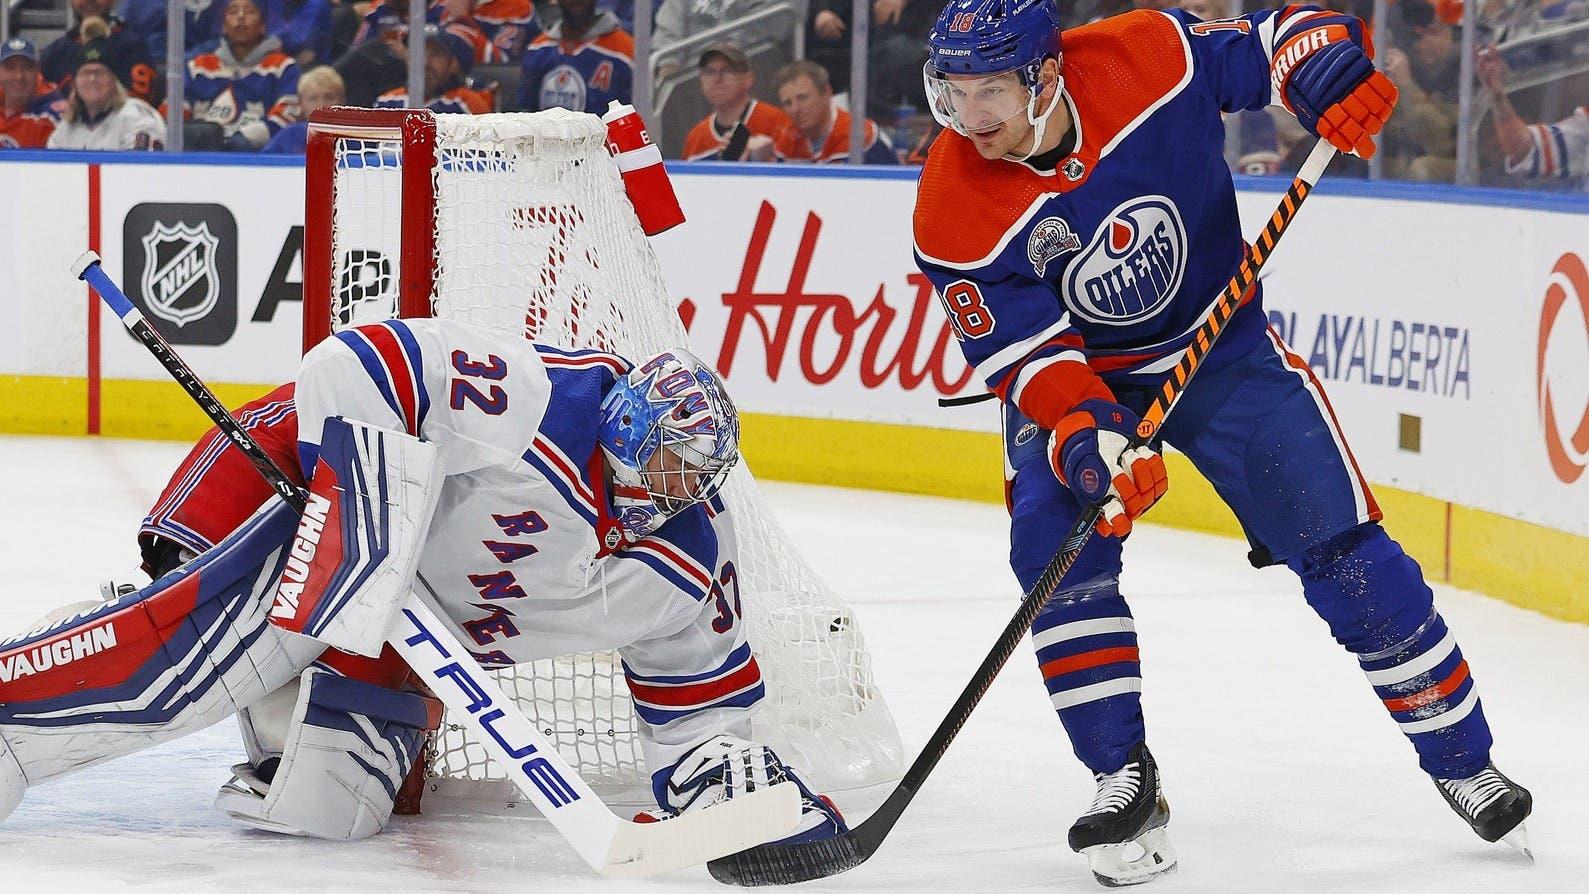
[0,150,1584,622]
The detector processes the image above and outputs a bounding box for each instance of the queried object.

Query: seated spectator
[472,0,542,60]
[772,60,895,164]
[375,26,494,113]
[1,38,62,149]
[681,43,789,161]
[1380,0,1458,181]
[260,0,335,68]
[520,0,632,113]
[806,0,935,116]
[337,1,502,107]
[183,0,300,152]
[41,0,159,106]
[47,21,165,150]
[262,64,344,153]
[1477,45,1586,190]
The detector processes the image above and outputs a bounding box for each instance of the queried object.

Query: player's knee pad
[215,666,439,840]
[1286,522,1434,655]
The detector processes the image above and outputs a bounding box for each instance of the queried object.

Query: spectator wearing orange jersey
[519,0,633,114]
[0,38,61,150]
[681,44,789,161]
[772,60,895,165]
[375,25,494,113]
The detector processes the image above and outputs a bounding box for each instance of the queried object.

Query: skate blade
[1501,823,1533,863]
[1083,826,1179,887]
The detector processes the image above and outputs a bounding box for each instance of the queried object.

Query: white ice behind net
[326,110,903,800]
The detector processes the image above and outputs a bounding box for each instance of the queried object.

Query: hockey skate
[1434,763,1533,860]
[1069,743,1177,887]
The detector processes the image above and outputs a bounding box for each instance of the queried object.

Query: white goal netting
[311,108,903,801]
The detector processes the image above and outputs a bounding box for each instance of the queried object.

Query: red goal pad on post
[300,106,904,805]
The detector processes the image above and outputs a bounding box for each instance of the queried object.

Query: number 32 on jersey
[938,280,996,340]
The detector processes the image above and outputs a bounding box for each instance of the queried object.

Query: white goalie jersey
[296,318,762,780]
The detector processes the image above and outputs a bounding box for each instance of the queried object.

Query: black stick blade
[707,831,870,886]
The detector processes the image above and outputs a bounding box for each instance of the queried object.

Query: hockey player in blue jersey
[913,0,1530,884]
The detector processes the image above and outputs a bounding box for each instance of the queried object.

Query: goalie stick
[70,253,802,877]
[708,140,1342,886]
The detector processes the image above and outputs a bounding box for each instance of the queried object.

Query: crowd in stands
[0,0,1581,188]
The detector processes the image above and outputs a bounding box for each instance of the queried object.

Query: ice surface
[1,434,1582,893]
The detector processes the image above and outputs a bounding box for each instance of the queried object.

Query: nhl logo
[1027,216,1082,277]
[1062,158,1086,181]
[603,527,623,550]
[140,221,221,327]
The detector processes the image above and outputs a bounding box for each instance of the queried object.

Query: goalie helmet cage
[302,106,904,804]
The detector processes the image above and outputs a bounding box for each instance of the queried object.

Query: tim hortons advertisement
[658,173,988,433]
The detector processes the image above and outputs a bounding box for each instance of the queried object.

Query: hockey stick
[709,140,1341,886]
[71,252,801,877]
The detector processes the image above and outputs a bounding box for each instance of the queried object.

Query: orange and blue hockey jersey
[0,82,63,149]
[518,11,633,114]
[185,36,299,148]
[913,7,1368,429]
[772,106,897,165]
[472,0,542,60]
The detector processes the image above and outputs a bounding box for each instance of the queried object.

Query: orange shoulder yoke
[1063,11,1192,154]
[913,133,1052,267]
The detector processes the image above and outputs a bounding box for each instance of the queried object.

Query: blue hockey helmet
[598,349,740,538]
[924,0,1066,156]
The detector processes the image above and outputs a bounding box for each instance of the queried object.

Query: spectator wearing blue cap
[374,24,493,113]
[1,38,63,149]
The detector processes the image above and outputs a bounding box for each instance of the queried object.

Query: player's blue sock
[1031,578,1145,775]
[1289,524,1493,779]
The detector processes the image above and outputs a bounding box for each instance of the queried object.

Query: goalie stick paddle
[708,140,1341,886]
[71,254,802,877]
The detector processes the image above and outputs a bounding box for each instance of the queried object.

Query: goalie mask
[598,350,740,540]
[924,0,1064,161]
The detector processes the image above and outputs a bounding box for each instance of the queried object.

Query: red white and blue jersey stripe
[624,641,764,726]
[330,321,430,439]
[1506,106,1588,188]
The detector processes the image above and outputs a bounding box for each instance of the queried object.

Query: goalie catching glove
[1272,7,1398,159]
[644,735,848,847]
[1049,400,1168,538]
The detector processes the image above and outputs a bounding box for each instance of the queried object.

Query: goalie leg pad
[0,729,22,822]
[215,666,440,840]
[656,735,847,846]
[268,416,443,658]
[0,499,324,816]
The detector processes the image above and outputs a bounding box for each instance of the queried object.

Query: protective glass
[923,66,1036,137]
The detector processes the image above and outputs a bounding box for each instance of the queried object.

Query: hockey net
[303,107,903,803]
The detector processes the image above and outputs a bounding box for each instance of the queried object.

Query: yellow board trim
[2,379,1583,624]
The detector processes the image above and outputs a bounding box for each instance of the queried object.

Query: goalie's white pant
[0,499,324,824]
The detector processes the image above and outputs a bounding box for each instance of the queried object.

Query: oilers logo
[540,65,588,113]
[1063,197,1187,326]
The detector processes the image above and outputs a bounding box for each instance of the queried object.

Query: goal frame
[304,107,438,354]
